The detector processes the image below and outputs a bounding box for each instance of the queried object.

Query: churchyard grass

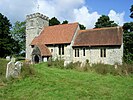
[0,58,8,84]
[0,59,133,99]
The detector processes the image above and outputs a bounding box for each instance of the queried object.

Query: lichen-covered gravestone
[6,58,16,79]
[6,58,23,79]
[14,61,23,75]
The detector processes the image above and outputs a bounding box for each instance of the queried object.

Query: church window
[100,48,106,57]
[59,45,64,55]
[75,49,79,57]
[51,49,53,53]
[62,45,64,55]
[83,48,85,56]
[59,45,61,55]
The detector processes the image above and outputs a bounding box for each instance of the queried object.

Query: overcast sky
[0,0,132,29]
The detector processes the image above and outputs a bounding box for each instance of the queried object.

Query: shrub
[118,63,133,75]
[92,63,117,75]
[47,58,133,76]
[83,59,92,72]
[47,57,52,67]
[65,61,81,69]
[21,62,36,78]
[125,63,133,74]
[47,58,64,69]
[53,59,64,69]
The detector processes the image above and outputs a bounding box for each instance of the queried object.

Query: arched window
[83,48,85,56]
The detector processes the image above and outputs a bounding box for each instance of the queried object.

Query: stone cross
[37,4,39,11]
[37,1,40,12]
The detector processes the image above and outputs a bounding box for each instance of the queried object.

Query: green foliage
[123,22,133,33]
[62,20,68,24]
[130,5,133,18]
[79,23,86,30]
[66,61,81,69]
[49,17,86,31]
[123,32,133,63]
[10,21,26,56]
[121,63,133,75]
[92,63,117,75]
[49,17,60,26]
[47,58,64,69]
[0,13,18,57]
[123,5,133,63]
[60,60,133,76]
[1,62,133,99]
[95,15,118,28]
[21,62,35,78]
[0,58,8,84]
[92,63,133,76]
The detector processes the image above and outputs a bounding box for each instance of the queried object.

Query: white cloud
[34,0,56,18]
[73,8,125,28]
[108,10,125,26]
[35,0,85,21]
[0,0,125,28]
[0,0,35,23]
[73,6,100,28]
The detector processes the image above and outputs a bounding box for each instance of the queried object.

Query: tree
[123,22,133,33]
[62,20,68,24]
[49,17,86,30]
[123,5,133,63]
[10,21,26,56]
[130,5,133,18]
[49,17,60,26]
[123,32,133,63]
[79,24,86,30]
[0,13,18,57]
[95,15,118,28]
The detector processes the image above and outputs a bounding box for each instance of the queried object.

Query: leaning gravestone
[6,58,15,79]
[6,57,23,79]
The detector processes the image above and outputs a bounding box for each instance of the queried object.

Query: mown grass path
[0,62,133,100]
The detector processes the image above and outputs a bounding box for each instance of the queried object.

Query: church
[26,12,123,65]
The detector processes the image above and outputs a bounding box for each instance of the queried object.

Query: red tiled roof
[73,27,123,47]
[31,22,78,45]
[37,44,51,56]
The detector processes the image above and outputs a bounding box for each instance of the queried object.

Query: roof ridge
[79,26,121,33]
[42,22,79,31]
[48,22,79,28]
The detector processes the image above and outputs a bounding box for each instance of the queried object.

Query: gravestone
[11,57,16,63]
[15,61,23,75]
[6,58,23,79]
[6,61,15,79]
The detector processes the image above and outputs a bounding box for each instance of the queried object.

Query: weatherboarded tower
[26,13,49,61]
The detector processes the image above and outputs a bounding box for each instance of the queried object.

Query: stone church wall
[73,44,123,65]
